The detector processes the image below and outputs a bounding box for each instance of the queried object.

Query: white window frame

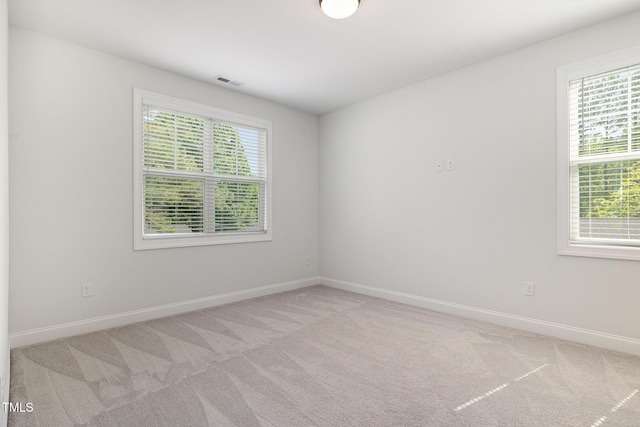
[133,89,273,250]
[557,45,640,261]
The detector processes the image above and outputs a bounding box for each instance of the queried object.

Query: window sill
[134,232,272,250]
[558,242,640,261]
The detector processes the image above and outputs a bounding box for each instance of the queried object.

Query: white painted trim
[1,350,7,427]
[556,45,640,261]
[132,88,273,251]
[13,276,640,357]
[320,277,640,357]
[10,277,320,348]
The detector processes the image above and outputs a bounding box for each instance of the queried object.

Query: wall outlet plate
[524,281,535,296]
[81,283,93,297]
[446,159,455,171]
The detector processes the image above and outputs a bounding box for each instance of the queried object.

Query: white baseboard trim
[321,277,640,357]
[10,277,320,348]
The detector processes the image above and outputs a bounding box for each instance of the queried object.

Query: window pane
[214,181,261,232]
[144,176,204,234]
[577,160,640,240]
[144,108,204,172]
[213,122,263,177]
[578,71,630,156]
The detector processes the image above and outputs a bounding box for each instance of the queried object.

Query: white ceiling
[8,0,640,114]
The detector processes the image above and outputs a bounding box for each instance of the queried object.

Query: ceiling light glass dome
[320,0,360,19]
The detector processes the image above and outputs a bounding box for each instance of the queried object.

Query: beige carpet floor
[8,285,640,426]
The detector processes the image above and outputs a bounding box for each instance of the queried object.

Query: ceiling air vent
[214,75,244,87]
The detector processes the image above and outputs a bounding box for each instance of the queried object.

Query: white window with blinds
[557,46,640,260]
[133,89,272,250]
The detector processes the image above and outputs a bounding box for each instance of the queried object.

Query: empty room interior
[2,0,640,426]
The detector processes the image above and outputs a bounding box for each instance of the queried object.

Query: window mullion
[571,151,640,165]
[204,119,215,234]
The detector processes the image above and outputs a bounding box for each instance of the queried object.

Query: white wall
[7,8,640,357]
[0,0,9,424]
[8,28,319,335]
[320,11,640,342]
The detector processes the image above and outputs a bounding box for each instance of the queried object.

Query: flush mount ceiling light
[319,0,360,19]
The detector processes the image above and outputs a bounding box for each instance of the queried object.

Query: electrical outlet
[81,283,93,298]
[524,282,535,296]
[446,159,455,171]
